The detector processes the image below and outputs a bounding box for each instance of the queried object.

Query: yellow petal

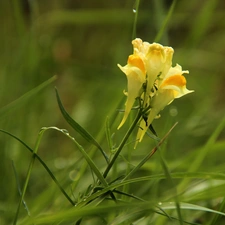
[160,75,194,98]
[132,38,150,56]
[150,89,175,110]
[159,47,174,80]
[161,74,186,88]
[135,119,147,148]
[135,108,158,145]
[128,55,146,74]
[164,64,188,79]
[117,60,146,129]
[143,44,174,107]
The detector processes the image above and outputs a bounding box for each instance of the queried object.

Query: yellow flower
[136,64,194,144]
[117,38,193,147]
[117,54,146,129]
[118,38,174,130]
[132,39,174,107]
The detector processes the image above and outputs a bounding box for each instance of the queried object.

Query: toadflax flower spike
[117,55,146,129]
[117,38,193,147]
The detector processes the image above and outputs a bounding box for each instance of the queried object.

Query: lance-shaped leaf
[55,88,109,164]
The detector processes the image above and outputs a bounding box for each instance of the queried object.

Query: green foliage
[1,0,225,224]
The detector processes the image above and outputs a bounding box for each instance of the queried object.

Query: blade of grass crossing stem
[55,88,109,164]
[0,129,75,206]
[154,0,177,43]
[76,171,225,208]
[122,123,178,182]
[0,76,57,118]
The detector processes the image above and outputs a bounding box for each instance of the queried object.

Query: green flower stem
[103,109,142,178]
[13,129,46,225]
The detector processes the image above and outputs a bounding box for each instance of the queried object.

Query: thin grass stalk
[0,129,75,206]
[43,127,108,187]
[103,109,142,178]
[158,149,183,225]
[122,122,178,182]
[132,0,140,40]
[13,128,46,225]
[154,0,177,43]
[178,115,225,192]
[208,197,225,225]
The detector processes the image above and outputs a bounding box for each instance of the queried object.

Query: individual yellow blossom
[144,43,174,107]
[136,64,194,144]
[117,54,146,129]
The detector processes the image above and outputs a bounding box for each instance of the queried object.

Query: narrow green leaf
[122,123,178,181]
[105,116,114,152]
[11,161,30,216]
[209,197,225,225]
[0,129,75,206]
[159,202,225,217]
[55,88,109,163]
[158,148,183,225]
[178,115,225,192]
[154,0,177,43]
[50,127,109,188]
[29,126,108,188]
[77,171,225,207]
[0,76,57,118]
[103,109,143,178]
[26,201,225,225]
[185,0,219,47]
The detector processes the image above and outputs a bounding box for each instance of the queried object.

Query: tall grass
[1,0,225,224]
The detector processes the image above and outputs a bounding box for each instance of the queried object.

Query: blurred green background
[1,0,225,224]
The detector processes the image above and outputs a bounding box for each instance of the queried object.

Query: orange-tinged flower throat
[128,55,145,74]
[161,75,186,88]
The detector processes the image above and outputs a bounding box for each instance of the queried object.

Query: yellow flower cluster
[117,38,194,145]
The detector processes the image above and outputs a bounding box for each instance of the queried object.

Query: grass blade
[178,115,225,192]
[11,161,30,216]
[122,122,178,181]
[0,76,57,119]
[158,149,183,225]
[154,0,177,43]
[39,127,108,188]
[55,88,109,164]
[0,129,75,206]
